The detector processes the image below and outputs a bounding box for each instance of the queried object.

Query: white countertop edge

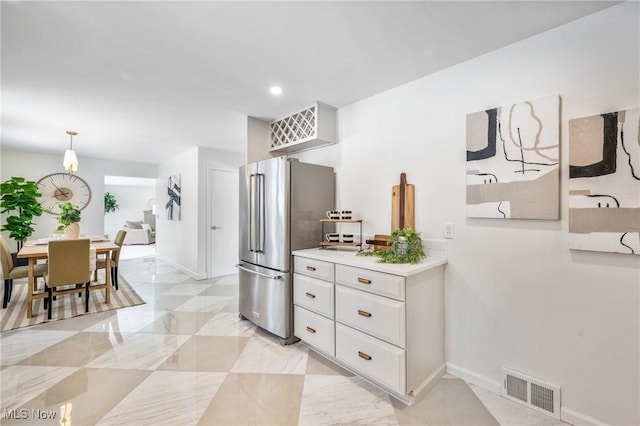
[292,247,448,277]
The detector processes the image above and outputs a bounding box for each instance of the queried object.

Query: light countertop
[292,247,447,277]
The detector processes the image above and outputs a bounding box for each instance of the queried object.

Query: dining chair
[0,235,47,309]
[44,238,92,320]
[95,230,126,290]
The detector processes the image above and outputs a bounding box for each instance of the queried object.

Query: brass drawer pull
[358,310,372,317]
[306,266,316,271]
[357,277,371,284]
[358,351,372,361]
[306,326,316,333]
[305,292,316,299]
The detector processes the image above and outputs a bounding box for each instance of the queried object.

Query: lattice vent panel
[270,106,317,149]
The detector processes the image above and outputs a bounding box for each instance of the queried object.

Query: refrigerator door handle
[235,264,283,280]
[257,173,265,253]
[249,174,257,252]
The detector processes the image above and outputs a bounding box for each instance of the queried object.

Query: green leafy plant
[358,228,426,265]
[104,192,119,214]
[0,177,43,249]
[57,202,81,230]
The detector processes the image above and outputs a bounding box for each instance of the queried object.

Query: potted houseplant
[0,177,43,258]
[57,202,82,239]
[358,228,427,264]
[104,192,119,214]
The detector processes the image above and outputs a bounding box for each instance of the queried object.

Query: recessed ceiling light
[270,86,283,95]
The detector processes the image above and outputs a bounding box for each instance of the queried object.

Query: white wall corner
[446,362,502,395]
[156,255,208,281]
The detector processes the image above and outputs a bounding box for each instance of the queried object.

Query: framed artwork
[569,108,639,255]
[166,174,181,221]
[466,95,560,219]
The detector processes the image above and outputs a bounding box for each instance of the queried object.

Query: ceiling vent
[269,102,337,154]
[503,367,561,419]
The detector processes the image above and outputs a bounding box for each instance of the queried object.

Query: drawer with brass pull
[294,306,335,356]
[335,264,405,301]
[293,273,334,318]
[336,323,406,394]
[335,285,405,347]
[294,257,334,281]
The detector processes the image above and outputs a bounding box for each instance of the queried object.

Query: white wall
[104,184,156,240]
[0,149,157,246]
[293,3,639,425]
[156,146,244,278]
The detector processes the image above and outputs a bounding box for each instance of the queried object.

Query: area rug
[0,275,145,332]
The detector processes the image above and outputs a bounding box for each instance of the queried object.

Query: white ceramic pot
[64,222,80,239]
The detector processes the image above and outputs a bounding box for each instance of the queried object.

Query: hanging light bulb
[63,130,78,175]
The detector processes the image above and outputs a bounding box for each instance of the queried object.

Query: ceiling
[1,1,619,165]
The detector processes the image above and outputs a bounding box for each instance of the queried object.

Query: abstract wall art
[466,95,560,219]
[569,108,639,255]
[166,174,181,221]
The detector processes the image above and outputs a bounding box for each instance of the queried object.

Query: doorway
[207,168,239,278]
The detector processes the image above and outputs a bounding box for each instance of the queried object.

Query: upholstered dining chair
[95,229,126,290]
[44,238,93,320]
[0,235,47,309]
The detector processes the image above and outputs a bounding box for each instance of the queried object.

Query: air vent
[503,367,561,419]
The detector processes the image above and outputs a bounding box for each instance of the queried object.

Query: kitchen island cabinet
[292,244,447,404]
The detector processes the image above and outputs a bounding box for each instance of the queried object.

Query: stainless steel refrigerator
[237,156,335,344]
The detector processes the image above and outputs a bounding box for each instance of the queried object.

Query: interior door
[208,168,239,278]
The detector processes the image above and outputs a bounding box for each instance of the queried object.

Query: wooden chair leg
[8,279,13,301]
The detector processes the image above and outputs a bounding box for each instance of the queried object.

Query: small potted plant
[104,192,119,214]
[57,202,82,239]
[358,228,426,264]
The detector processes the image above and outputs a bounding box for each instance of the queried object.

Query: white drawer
[336,285,406,347]
[294,273,334,318]
[335,264,405,301]
[294,306,335,356]
[294,257,334,282]
[336,323,406,394]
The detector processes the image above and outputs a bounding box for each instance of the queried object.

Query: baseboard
[445,362,502,395]
[412,363,446,400]
[446,362,611,426]
[155,255,208,280]
[561,407,610,426]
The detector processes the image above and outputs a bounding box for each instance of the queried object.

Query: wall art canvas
[466,95,560,219]
[166,174,181,221]
[569,108,639,255]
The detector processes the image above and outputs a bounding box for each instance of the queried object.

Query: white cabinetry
[292,249,446,404]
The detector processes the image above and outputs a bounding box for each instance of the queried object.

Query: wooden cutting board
[372,234,390,251]
[391,173,415,231]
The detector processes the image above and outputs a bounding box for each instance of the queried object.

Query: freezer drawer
[238,263,292,340]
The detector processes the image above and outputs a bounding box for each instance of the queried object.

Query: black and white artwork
[466,95,560,219]
[166,174,181,221]
[569,108,640,255]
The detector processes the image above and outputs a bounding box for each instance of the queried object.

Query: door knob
[211,226,223,230]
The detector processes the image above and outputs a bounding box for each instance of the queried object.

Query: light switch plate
[444,222,454,239]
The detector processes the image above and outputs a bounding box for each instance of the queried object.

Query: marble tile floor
[0,257,569,426]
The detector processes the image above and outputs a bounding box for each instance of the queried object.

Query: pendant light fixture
[63,130,79,175]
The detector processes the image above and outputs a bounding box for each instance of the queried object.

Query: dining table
[17,238,121,318]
